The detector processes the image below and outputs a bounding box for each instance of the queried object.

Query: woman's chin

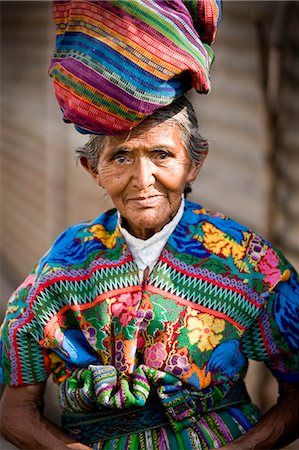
[126,210,171,239]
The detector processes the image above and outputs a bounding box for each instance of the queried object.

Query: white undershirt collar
[118,197,185,280]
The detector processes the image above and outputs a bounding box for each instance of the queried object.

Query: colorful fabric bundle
[48,0,222,135]
[59,366,251,444]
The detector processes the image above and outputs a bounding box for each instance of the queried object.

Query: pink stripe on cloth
[49,0,222,135]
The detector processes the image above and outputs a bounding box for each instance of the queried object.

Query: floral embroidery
[165,352,190,377]
[77,317,98,347]
[115,340,129,372]
[136,309,154,332]
[2,200,298,398]
[144,342,167,369]
[247,235,266,267]
[200,222,245,261]
[258,248,281,287]
[187,313,225,352]
[89,224,122,248]
[82,326,97,346]
[111,292,142,327]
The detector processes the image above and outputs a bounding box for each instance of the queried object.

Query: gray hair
[75,95,208,170]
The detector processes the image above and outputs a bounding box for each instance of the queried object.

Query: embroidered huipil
[1,200,299,448]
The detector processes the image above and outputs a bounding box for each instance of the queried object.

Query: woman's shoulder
[183,199,251,237]
[183,200,298,290]
[36,208,119,277]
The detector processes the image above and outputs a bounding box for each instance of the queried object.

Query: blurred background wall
[1,0,299,442]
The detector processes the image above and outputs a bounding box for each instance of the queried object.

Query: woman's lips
[128,195,162,207]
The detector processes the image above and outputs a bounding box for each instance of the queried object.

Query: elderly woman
[0,95,299,449]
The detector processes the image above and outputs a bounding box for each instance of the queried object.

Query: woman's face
[92,122,203,239]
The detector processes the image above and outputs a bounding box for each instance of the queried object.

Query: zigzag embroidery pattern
[10,260,140,384]
[151,260,262,328]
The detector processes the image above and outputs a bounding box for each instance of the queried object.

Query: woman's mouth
[129,195,162,207]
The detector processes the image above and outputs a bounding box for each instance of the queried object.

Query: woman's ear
[80,157,103,188]
[187,152,208,183]
[80,157,97,179]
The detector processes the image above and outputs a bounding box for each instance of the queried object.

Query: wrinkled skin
[0,383,90,449]
[81,122,203,239]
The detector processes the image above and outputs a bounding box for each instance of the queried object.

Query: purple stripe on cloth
[142,0,203,45]
[210,411,233,443]
[193,419,214,448]
[89,0,207,62]
[50,58,162,112]
[134,374,149,382]
[112,0,201,51]
[95,384,113,394]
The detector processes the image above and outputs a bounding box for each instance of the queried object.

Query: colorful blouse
[1,200,298,449]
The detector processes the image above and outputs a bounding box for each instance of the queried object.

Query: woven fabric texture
[48,0,222,135]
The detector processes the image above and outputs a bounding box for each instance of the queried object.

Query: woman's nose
[132,157,155,189]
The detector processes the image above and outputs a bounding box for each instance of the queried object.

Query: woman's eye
[113,153,130,164]
[155,151,170,160]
